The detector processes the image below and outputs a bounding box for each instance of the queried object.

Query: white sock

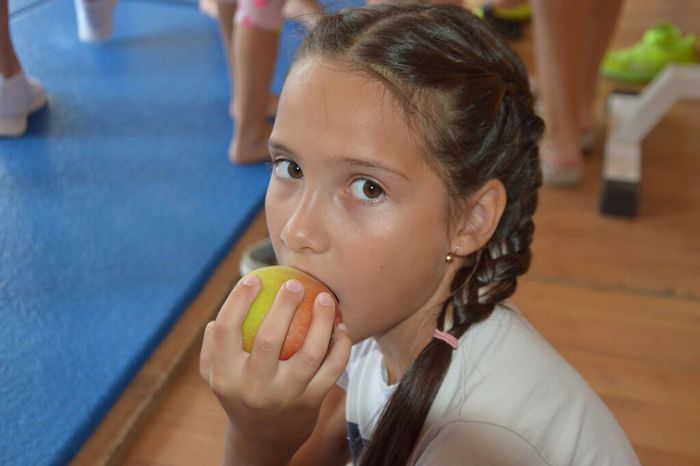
[74,0,117,43]
[0,72,47,136]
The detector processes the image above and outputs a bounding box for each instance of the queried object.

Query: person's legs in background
[531,0,623,186]
[579,0,624,140]
[0,0,46,137]
[531,0,586,186]
[227,0,282,164]
[217,0,282,121]
[0,0,20,78]
[216,1,236,69]
[226,0,325,164]
[216,0,241,119]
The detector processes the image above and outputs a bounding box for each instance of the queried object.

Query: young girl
[199,4,641,465]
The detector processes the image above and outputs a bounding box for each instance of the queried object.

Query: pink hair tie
[433,329,459,350]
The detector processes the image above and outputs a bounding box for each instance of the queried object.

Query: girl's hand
[199,274,352,466]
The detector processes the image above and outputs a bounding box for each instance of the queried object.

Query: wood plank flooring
[88,1,700,464]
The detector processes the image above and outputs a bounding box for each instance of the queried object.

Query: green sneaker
[601,22,698,83]
[488,4,531,22]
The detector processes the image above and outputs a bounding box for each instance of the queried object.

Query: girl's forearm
[221,422,293,466]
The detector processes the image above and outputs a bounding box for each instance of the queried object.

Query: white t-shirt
[338,304,641,466]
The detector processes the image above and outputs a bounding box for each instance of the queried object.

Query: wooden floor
[84,1,700,464]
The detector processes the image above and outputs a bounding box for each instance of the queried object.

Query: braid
[297,4,543,465]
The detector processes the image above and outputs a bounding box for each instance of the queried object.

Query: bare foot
[228,120,273,164]
[282,0,323,29]
[536,98,598,154]
[539,128,584,187]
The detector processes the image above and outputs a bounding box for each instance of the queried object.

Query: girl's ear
[451,179,507,255]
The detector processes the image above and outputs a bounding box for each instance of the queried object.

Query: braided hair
[296,4,543,464]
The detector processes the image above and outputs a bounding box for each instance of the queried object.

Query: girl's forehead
[275,58,424,164]
[284,58,400,115]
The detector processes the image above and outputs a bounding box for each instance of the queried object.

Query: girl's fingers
[199,320,216,383]
[204,275,261,390]
[247,279,305,376]
[288,292,337,378]
[216,274,261,331]
[307,321,352,399]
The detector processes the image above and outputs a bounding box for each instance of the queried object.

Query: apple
[240,265,342,360]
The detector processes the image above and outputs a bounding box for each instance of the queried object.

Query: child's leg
[216,0,240,118]
[217,0,280,121]
[530,0,586,185]
[578,0,624,133]
[0,0,46,137]
[0,0,20,78]
[217,0,237,74]
[229,0,283,164]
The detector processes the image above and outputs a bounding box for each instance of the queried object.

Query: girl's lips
[288,265,341,304]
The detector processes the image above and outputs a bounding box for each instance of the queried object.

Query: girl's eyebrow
[268,139,408,181]
[268,140,295,156]
[337,156,409,181]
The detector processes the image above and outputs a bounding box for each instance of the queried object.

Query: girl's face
[266,58,456,345]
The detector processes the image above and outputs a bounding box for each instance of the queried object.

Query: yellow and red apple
[240,265,342,360]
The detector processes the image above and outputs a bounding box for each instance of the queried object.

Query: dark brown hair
[296,4,543,464]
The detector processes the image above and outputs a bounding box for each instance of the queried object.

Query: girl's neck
[374,257,462,385]
[375,321,434,385]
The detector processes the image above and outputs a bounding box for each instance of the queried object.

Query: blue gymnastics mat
[0,1,273,464]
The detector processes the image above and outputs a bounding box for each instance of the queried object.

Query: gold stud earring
[445,246,459,264]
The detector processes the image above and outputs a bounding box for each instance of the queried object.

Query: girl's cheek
[265,194,289,240]
[266,181,296,215]
[338,195,392,232]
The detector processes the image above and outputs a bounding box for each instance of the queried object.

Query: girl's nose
[279,191,328,255]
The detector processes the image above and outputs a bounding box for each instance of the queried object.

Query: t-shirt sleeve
[415,421,552,466]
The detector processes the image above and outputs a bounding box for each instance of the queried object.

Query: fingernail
[336,323,347,332]
[242,275,258,287]
[285,279,303,293]
[317,292,333,307]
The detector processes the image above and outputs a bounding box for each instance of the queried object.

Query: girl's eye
[350,178,385,202]
[273,159,303,179]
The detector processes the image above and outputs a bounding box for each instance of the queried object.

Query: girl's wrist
[223,422,293,466]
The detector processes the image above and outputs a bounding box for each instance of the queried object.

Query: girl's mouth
[289,265,341,304]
